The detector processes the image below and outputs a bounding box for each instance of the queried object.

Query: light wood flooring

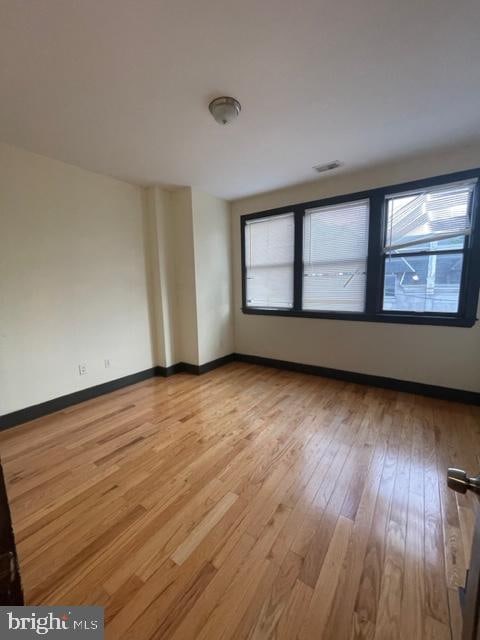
[0,362,479,639]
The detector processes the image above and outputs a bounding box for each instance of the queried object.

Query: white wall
[192,189,234,365]
[144,185,234,368]
[231,144,480,392]
[144,186,179,368]
[171,188,200,365]
[0,143,155,414]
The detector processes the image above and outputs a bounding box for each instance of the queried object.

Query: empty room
[0,1,479,638]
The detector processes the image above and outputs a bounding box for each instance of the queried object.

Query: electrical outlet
[78,363,87,376]
[104,359,111,369]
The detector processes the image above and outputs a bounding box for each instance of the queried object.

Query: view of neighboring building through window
[382,180,475,314]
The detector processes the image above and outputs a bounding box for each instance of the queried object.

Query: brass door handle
[447,468,480,495]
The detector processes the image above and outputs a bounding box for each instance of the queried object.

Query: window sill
[241,307,477,327]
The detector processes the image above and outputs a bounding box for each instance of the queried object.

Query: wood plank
[299,515,354,639]
[171,491,238,566]
[275,579,314,640]
[400,418,426,640]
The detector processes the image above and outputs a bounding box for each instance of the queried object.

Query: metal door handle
[447,468,480,495]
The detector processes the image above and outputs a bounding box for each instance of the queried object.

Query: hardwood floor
[0,362,478,639]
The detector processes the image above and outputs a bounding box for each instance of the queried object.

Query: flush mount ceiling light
[313,160,343,173]
[209,96,241,125]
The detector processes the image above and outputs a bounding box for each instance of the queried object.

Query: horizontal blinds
[384,179,476,253]
[245,212,294,308]
[303,199,369,312]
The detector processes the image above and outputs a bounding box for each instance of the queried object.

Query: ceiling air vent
[313,160,342,174]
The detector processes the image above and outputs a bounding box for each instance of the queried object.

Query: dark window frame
[241,168,480,327]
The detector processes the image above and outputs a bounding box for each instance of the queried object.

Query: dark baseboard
[156,355,235,377]
[195,353,237,375]
[155,363,185,377]
[0,368,158,432]
[234,353,480,405]
[0,354,237,432]
[2,352,478,432]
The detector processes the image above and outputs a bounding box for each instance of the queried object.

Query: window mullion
[365,193,384,315]
[293,207,304,311]
[460,181,480,319]
[383,247,464,259]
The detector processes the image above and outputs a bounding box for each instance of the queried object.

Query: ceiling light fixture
[209,96,241,125]
[313,160,343,173]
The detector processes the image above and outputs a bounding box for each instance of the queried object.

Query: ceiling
[0,0,479,200]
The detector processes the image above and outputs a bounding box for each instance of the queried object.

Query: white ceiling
[0,0,479,200]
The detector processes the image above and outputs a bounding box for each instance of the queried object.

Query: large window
[382,181,474,314]
[303,199,369,312]
[241,169,480,327]
[244,212,294,309]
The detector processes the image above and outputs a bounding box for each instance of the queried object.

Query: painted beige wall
[231,143,480,392]
[192,189,234,365]
[145,185,234,368]
[144,186,179,367]
[171,188,200,365]
[0,143,155,414]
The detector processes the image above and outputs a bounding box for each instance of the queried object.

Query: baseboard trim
[234,353,480,405]
[0,355,238,431]
[156,355,235,377]
[0,368,158,432]
[155,363,185,377]
[2,352,478,432]
[193,353,237,375]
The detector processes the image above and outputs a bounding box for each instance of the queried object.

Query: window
[303,199,369,312]
[241,168,480,327]
[244,212,294,309]
[382,180,474,314]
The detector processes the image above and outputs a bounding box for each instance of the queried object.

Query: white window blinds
[382,179,476,314]
[384,179,476,253]
[245,213,294,309]
[303,199,369,312]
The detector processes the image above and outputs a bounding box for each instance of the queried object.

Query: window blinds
[382,179,476,314]
[303,199,369,312]
[384,179,476,253]
[245,213,294,308]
